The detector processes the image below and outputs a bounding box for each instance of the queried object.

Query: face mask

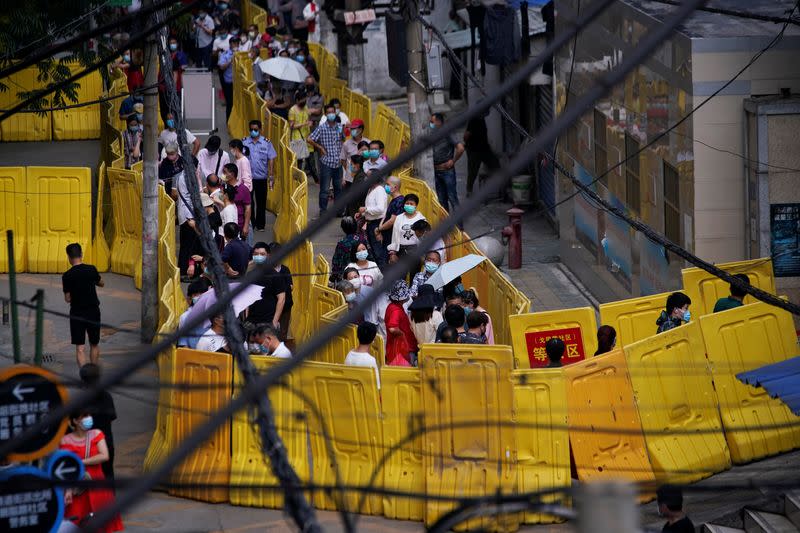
[129,126,138,133]
[384,185,392,194]
[355,250,369,261]
[429,122,436,129]
[191,296,200,305]
[219,3,228,10]
[350,165,358,174]
[424,261,439,273]
[80,416,94,431]
[253,255,267,264]
[295,55,305,63]
[166,119,175,129]
[351,129,360,138]
[123,54,131,63]
[326,113,336,122]
[455,282,464,294]
[288,47,298,55]
[249,31,257,38]
[463,306,473,317]
[368,150,379,159]
[683,309,691,322]
[344,292,356,303]
[219,33,227,39]
[349,278,362,290]
[204,266,211,275]
[335,107,340,113]
[361,150,370,158]
[250,129,259,138]
[169,43,178,52]
[404,204,416,215]
[198,12,206,18]
[136,113,143,122]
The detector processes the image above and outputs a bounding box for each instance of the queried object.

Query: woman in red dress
[384,280,418,366]
[59,410,124,532]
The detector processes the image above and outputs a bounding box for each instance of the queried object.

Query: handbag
[289,138,309,160]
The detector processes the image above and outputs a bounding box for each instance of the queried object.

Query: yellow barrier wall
[511,368,570,524]
[26,166,94,272]
[682,258,777,316]
[106,167,142,277]
[599,292,670,347]
[420,344,518,531]
[380,367,424,520]
[624,322,731,483]
[0,167,28,272]
[52,69,102,140]
[230,356,309,508]
[300,361,383,515]
[509,307,598,369]
[699,301,800,463]
[168,348,232,503]
[563,349,656,487]
[93,162,110,273]
[142,346,177,475]
[0,68,51,141]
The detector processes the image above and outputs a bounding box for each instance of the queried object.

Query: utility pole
[403,0,434,186]
[577,481,639,533]
[344,0,366,92]
[141,0,159,343]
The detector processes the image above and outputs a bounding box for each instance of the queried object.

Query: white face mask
[344,292,356,302]
[349,278,361,290]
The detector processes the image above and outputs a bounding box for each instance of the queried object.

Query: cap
[350,118,364,129]
[200,193,214,207]
[133,102,144,113]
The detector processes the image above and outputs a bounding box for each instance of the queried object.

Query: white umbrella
[258,57,309,83]
[183,282,265,329]
[425,254,487,290]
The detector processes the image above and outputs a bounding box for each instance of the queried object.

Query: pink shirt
[235,155,253,191]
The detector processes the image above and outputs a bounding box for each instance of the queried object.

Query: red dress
[59,430,124,532]
[384,302,417,366]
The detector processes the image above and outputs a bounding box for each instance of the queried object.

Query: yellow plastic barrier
[299,361,383,514]
[168,348,232,503]
[142,345,177,474]
[26,166,94,272]
[509,307,598,369]
[682,258,777,316]
[106,167,142,277]
[563,349,656,487]
[93,162,110,272]
[308,282,346,338]
[419,344,518,531]
[349,91,372,133]
[599,292,670,347]
[698,301,800,463]
[52,68,102,140]
[230,356,309,508]
[511,368,570,524]
[0,167,28,272]
[624,321,731,483]
[380,367,424,520]
[0,68,51,141]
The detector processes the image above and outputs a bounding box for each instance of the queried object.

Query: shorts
[70,309,101,346]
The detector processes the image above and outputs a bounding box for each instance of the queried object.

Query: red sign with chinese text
[525,327,586,368]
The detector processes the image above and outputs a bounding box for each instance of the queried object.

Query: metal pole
[7,230,21,364]
[34,289,44,366]
[576,481,639,533]
[403,0,434,186]
[141,0,160,343]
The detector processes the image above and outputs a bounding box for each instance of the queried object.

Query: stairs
[703,492,800,533]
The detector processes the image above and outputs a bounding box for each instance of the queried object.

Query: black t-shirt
[663,517,695,533]
[87,390,117,447]
[248,266,293,324]
[62,264,100,315]
[465,117,489,152]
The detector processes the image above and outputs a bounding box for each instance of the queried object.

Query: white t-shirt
[158,128,196,149]
[271,342,292,358]
[197,148,230,181]
[196,328,227,352]
[213,35,231,53]
[220,204,238,236]
[344,349,381,389]
[345,261,383,287]
[388,212,426,252]
[363,157,387,175]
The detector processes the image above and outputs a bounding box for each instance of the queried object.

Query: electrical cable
[0,0,183,81]
[0,0,202,124]
[0,83,157,113]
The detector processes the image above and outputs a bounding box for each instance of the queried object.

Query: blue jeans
[434,168,460,213]
[319,164,342,213]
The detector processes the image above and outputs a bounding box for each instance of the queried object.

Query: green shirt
[713,296,743,313]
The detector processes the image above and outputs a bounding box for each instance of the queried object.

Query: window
[594,109,608,185]
[663,162,680,243]
[625,134,641,214]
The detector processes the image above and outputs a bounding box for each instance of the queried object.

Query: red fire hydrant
[501,207,524,269]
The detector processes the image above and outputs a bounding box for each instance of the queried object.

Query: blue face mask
[295,55,305,63]
[350,165,358,174]
[404,204,416,215]
[463,306,473,317]
[384,185,391,194]
[683,309,691,322]
[128,126,138,133]
[351,129,360,138]
[424,261,439,273]
[356,250,369,261]
[191,296,200,305]
[368,150,380,159]
[166,119,175,129]
[169,43,178,52]
[250,129,259,138]
[123,54,131,63]
[80,416,94,431]
[136,113,143,122]
[253,255,266,264]
[429,122,436,129]
[219,3,228,10]
[326,113,336,122]
[455,282,464,294]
